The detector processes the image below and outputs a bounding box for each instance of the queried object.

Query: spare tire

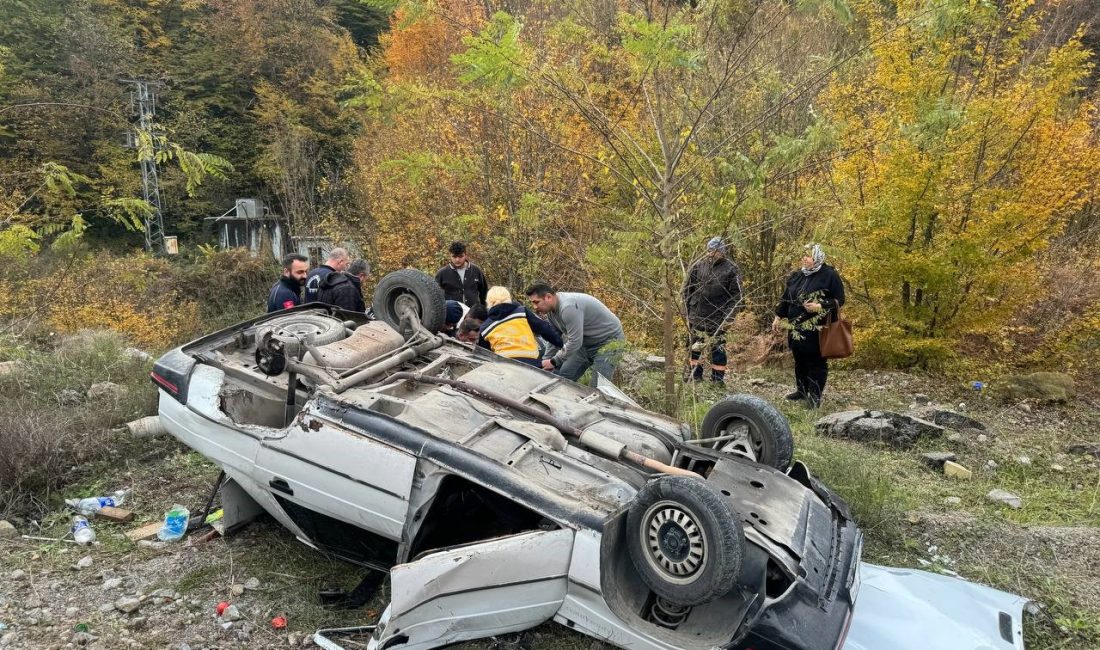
[626,476,744,606]
[372,269,446,337]
[260,313,348,346]
[698,394,793,471]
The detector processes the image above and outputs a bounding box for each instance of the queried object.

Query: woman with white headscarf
[772,244,846,408]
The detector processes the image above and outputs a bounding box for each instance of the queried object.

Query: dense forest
[2,0,1099,379]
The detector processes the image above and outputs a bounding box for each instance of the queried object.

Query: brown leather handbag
[819,308,853,359]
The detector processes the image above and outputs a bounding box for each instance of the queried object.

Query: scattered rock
[0,360,23,376]
[243,577,260,590]
[1018,403,1032,414]
[97,603,115,614]
[149,589,174,601]
[997,372,1075,403]
[643,355,665,369]
[220,622,235,631]
[1051,464,1066,472]
[905,511,922,524]
[0,521,16,539]
[87,382,128,402]
[65,607,79,619]
[10,569,26,581]
[72,631,97,646]
[0,633,15,647]
[906,406,987,431]
[1066,443,1100,459]
[943,496,962,506]
[920,452,957,469]
[57,389,83,406]
[221,605,242,622]
[136,540,166,550]
[977,434,989,443]
[76,556,93,570]
[288,633,301,646]
[1017,456,1032,467]
[748,378,766,386]
[123,616,146,630]
[815,409,943,447]
[986,489,1023,509]
[946,432,962,443]
[943,461,972,479]
[113,596,142,614]
[122,347,152,362]
[912,393,931,405]
[984,459,998,472]
[102,578,122,590]
[230,584,245,597]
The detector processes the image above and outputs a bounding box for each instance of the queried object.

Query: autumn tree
[824,0,1100,367]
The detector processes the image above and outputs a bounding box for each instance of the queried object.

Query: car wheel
[697,394,793,471]
[372,269,446,336]
[262,313,349,346]
[626,475,744,606]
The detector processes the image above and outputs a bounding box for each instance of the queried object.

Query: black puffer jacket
[684,256,743,333]
[775,264,845,328]
[317,272,366,312]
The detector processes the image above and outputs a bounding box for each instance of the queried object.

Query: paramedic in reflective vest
[478,286,563,367]
[267,253,309,313]
[304,247,350,303]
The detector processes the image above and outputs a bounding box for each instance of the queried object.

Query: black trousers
[789,333,828,402]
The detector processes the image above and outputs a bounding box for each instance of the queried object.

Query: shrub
[0,330,156,518]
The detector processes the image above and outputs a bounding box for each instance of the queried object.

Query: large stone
[986,489,1023,509]
[920,452,957,469]
[817,409,943,447]
[87,382,128,403]
[221,605,242,622]
[943,461,972,479]
[906,406,987,431]
[0,520,16,539]
[997,372,1076,403]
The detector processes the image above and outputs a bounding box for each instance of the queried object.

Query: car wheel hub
[717,419,761,462]
[643,502,706,582]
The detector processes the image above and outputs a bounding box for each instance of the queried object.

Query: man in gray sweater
[525,282,626,385]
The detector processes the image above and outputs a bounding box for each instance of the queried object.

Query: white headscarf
[802,243,825,276]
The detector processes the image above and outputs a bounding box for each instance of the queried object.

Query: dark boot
[711,370,725,383]
[785,390,805,400]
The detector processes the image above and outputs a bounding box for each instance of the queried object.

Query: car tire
[626,475,744,606]
[372,269,446,336]
[262,313,348,346]
[698,394,794,471]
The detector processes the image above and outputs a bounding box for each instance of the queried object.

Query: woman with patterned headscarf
[772,243,846,408]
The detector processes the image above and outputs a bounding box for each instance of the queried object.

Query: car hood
[844,563,1028,650]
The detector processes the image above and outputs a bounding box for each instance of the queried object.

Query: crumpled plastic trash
[157,504,189,541]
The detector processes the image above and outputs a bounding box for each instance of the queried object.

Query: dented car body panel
[154,306,863,650]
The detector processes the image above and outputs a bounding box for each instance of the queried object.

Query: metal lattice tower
[121,79,166,254]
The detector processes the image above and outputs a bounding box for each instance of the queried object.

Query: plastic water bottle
[157,504,190,542]
[72,516,96,545]
[66,489,130,516]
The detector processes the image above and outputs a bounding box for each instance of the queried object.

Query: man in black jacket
[267,253,309,313]
[317,259,370,312]
[435,241,488,307]
[305,247,350,303]
[683,237,743,383]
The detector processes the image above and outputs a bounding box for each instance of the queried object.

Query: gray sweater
[548,292,625,365]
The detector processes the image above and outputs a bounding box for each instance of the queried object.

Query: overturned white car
[152,269,863,650]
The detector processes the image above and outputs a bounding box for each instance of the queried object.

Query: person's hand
[771,316,783,333]
[803,301,822,313]
[541,359,555,371]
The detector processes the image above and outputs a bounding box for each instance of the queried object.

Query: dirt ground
[1,366,1098,649]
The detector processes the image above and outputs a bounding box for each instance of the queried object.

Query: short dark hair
[468,304,488,321]
[448,241,467,256]
[282,253,308,270]
[348,259,370,276]
[524,281,555,298]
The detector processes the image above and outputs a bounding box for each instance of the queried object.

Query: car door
[374,529,575,649]
[253,407,417,567]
